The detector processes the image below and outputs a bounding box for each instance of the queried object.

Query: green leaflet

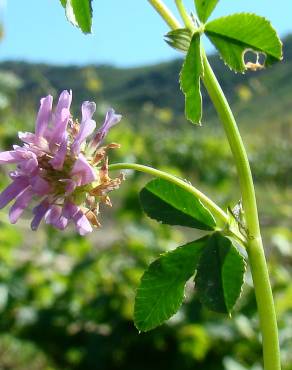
[140,178,216,231]
[134,233,246,331]
[205,13,283,72]
[194,0,219,23]
[195,232,246,314]
[134,238,207,332]
[61,0,93,34]
[179,32,203,124]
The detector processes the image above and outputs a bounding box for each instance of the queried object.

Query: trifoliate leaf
[195,232,246,314]
[134,237,207,331]
[205,13,283,72]
[194,0,219,23]
[179,32,203,124]
[140,178,216,231]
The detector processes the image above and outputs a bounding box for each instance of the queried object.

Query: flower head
[0,90,123,235]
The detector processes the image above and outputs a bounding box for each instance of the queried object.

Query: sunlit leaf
[140,178,216,231]
[61,0,93,34]
[195,232,246,313]
[179,32,203,124]
[134,237,207,331]
[205,13,283,72]
[194,0,219,23]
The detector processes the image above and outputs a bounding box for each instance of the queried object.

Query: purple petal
[90,108,122,150]
[30,175,51,195]
[9,170,21,180]
[49,137,68,170]
[0,148,35,165]
[53,90,72,128]
[71,101,96,156]
[2,149,38,175]
[50,108,70,145]
[82,101,96,121]
[31,199,50,230]
[45,205,68,230]
[55,216,68,230]
[18,132,49,152]
[64,179,76,195]
[0,151,20,164]
[45,205,61,224]
[70,153,96,186]
[18,132,36,144]
[0,178,30,209]
[72,209,92,235]
[63,201,79,219]
[71,119,96,156]
[9,187,33,224]
[62,202,92,235]
[35,95,53,137]
[100,109,122,133]
[18,156,38,174]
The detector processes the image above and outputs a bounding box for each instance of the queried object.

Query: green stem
[147,1,281,369]
[174,0,193,30]
[147,0,181,29]
[201,56,260,237]
[109,162,228,225]
[201,52,281,370]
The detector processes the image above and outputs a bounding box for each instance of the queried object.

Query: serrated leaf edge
[195,0,220,23]
[195,233,247,314]
[134,272,186,332]
[134,239,207,331]
[179,33,204,125]
[205,12,283,73]
[223,237,247,313]
[140,179,216,230]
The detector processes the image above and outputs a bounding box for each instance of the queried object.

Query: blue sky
[0,0,291,67]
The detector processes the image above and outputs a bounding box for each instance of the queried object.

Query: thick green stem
[148,0,181,29]
[147,1,281,369]
[174,0,193,30]
[109,162,228,225]
[202,53,281,370]
[201,56,260,237]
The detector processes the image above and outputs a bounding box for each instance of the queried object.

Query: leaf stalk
[109,162,228,225]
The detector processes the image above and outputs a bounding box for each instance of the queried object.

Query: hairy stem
[147,0,281,369]
[109,162,228,225]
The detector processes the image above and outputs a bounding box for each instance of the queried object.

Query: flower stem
[109,162,228,225]
[147,1,281,369]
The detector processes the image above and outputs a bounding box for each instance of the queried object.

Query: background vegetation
[0,35,291,370]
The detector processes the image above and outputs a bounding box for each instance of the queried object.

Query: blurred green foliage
[0,36,291,370]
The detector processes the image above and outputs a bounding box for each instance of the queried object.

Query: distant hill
[1,34,292,128]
